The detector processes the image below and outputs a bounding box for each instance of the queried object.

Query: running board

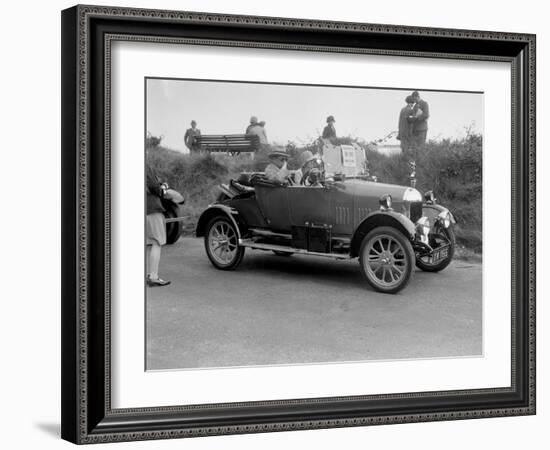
[238,239,351,260]
[165,216,190,224]
[249,228,292,239]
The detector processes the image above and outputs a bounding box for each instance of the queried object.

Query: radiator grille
[410,202,423,223]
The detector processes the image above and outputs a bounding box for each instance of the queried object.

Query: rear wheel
[359,226,414,294]
[164,207,183,245]
[204,216,245,270]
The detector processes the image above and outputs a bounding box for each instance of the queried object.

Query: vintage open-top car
[196,150,456,294]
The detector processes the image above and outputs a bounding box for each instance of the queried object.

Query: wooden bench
[195,134,260,155]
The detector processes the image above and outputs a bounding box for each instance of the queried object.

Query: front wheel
[359,226,415,294]
[415,225,455,272]
[204,216,245,270]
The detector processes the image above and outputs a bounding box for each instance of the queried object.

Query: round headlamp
[424,190,436,204]
[403,188,422,203]
[379,194,392,211]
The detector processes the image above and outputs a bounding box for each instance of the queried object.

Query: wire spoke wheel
[359,226,414,294]
[204,216,244,270]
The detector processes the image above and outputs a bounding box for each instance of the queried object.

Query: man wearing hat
[184,120,201,153]
[257,120,268,145]
[245,116,259,134]
[322,115,337,142]
[397,95,416,154]
[265,150,293,184]
[410,91,430,148]
[247,118,269,146]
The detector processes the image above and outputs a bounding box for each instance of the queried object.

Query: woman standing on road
[146,163,171,287]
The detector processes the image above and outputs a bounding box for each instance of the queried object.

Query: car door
[254,184,291,232]
[287,185,330,227]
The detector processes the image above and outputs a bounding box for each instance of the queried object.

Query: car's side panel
[227,196,268,229]
[254,185,291,232]
[287,186,330,226]
[328,182,355,235]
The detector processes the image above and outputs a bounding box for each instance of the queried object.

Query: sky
[146,78,483,153]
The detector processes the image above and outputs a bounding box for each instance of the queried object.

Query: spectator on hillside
[247,117,270,151]
[184,120,201,153]
[410,91,430,148]
[397,95,415,154]
[258,121,268,145]
[322,115,337,143]
[245,116,259,134]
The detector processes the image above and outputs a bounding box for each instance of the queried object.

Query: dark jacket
[397,105,414,141]
[146,165,165,215]
[322,124,336,139]
[184,127,201,150]
[412,99,429,132]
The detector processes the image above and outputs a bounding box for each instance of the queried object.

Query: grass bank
[147,134,482,255]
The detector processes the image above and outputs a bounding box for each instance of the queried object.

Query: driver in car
[299,150,324,186]
[265,150,299,184]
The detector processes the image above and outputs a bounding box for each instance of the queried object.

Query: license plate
[431,246,449,263]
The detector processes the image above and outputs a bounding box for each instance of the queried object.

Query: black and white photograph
[54,1,538,446]
[145,78,484,371]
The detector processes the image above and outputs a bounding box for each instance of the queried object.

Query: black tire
[359,226,415,294]
[164,207,183,245]
[416,226,456,272]
[272,251,294,257]
[204,216,245,270]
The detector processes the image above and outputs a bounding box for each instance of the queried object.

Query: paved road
[147,237,482,370]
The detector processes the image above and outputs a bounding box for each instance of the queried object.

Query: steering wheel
[301,167,322,186]
[300,158,324,185]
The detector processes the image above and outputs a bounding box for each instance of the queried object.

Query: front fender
[350,210,416,258]
[195,204,242,239]
[422,203,456,225]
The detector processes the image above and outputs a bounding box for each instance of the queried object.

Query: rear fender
[195,205,243,239]
[350,210,416,258]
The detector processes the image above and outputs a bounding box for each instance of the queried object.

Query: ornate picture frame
[61,5,535,444]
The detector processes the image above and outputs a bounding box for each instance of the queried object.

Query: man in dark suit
[397,95,415,154]
[322,115,337,142]
[410,91,429,148]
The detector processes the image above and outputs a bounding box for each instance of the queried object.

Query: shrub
[366,133,482,252]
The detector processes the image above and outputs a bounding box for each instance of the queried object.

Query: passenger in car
[264,150,293,184]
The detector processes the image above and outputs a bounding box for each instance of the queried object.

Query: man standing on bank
[245,116,259,134]
[397,95,415,154]
[322,115,337,142]
[184,120,201,153]
[410,91,430,148]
